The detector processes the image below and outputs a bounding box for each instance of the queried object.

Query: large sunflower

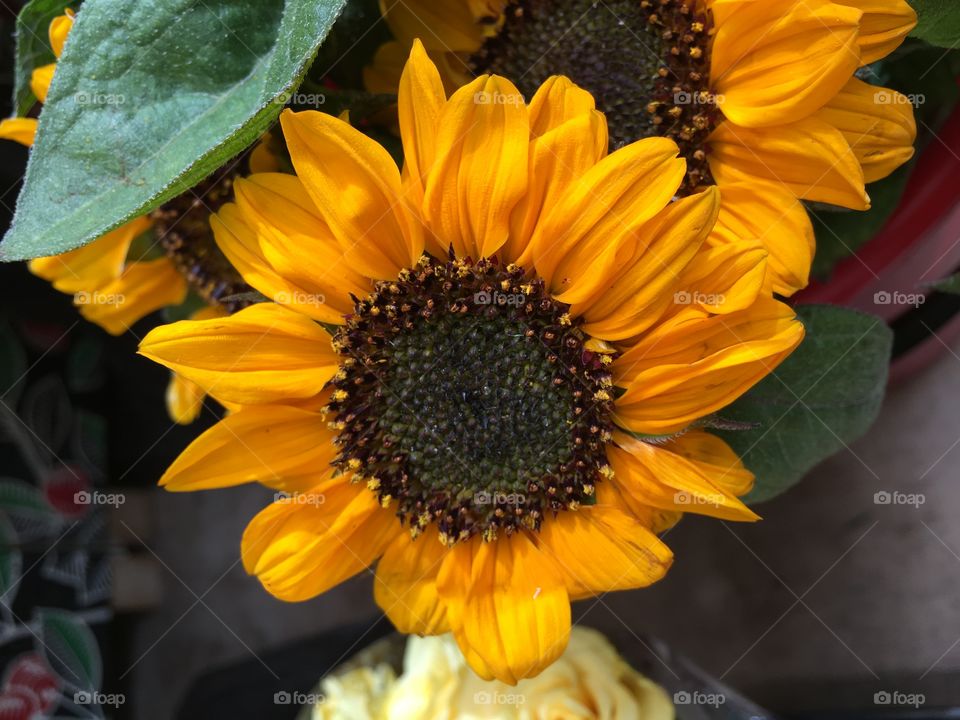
[366,0,918,296]
[139,44,803,683]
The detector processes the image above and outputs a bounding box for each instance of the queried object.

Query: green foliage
[1,0,347,261]
[12,0,75,116]
[909,0,960,48]
[717,306,893,503]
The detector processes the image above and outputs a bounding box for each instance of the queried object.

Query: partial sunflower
[0,9,273,423]
[366,0,918,297]
[0,9,188,335]
[140,44,803,683]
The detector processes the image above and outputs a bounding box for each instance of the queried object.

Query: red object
[41,465,91,519]
[3,654,59,715]
[796,103,960,381]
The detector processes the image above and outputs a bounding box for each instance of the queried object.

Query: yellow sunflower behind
[139,44,803,684]
[366,0,918,297]
[0,10,189,336]
[0,9,278,424]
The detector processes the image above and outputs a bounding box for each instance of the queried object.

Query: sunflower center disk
[471,0,719,192]
[328,257,616,544]
[151,163,254,313]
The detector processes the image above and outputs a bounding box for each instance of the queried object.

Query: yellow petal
[834,0,916,64]
[709,116,869,210]
[364,40,407,95]
[0,117,37,147]
[814,77,916,184]
[242,479,398,602]
[379,0,486,53]
[673,240,767,315]
[29,215,151,294]
[422,74,529,260]
[532,137,686,303]
[233,174,370,316]
[398,40,447,212]
[539,506,673,601]
[375,530,450,636]
[280,109,423,279]
[614,298,804,435]
[49,10,75,58]
[438,534,570,684]
[527,75,600,139]
[575,186,719,341]
[159,405,339,492]
[594,478,682,536]
[711,0,862,127]
[608,432,759,522]
[212,204,351,325]
[708,180,815,297]
[78,257,187,336]
[663,430,756,497]
[166,372,206,425]
[30,63,55,105]
[505,106,607,266]
[138,302,338,405]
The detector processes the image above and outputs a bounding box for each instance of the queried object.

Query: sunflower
[139,44,803,683]
[366,0,918,297]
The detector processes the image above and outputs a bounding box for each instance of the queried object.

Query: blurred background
[1,2,960,719]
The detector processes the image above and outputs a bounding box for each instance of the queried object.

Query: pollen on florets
[326,255,616,543]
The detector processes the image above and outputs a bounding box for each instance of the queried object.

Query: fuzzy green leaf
[909,0,960,48]
[1,0,347,261]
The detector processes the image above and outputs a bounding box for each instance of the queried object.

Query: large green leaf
[1,0,347,261]
[909,0,960,48]
[12,0,76,117]
[716,306,893,504]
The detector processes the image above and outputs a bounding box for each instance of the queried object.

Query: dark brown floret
[326,255,616,545]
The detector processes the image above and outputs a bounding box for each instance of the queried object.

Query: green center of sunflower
[471,0,719,193]
[327,256,615,544]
